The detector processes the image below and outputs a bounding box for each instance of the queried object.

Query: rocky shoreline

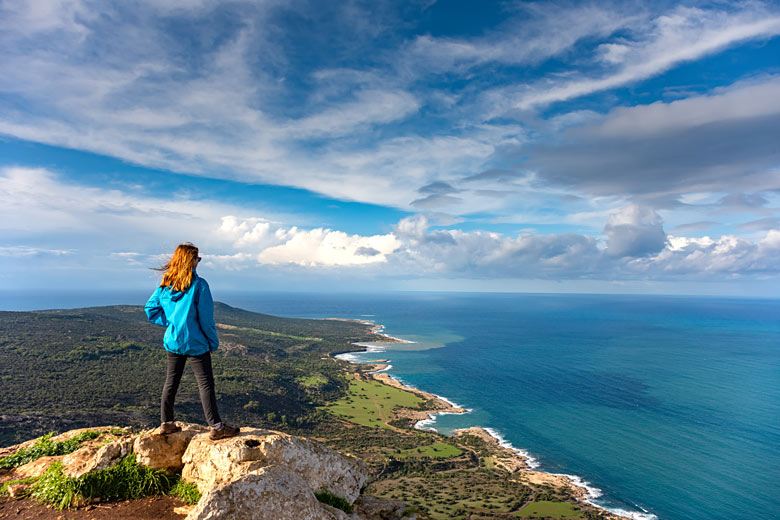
[345,337,629,520]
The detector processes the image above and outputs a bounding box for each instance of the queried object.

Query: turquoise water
[4,291,779,519]
[223,292,780,520]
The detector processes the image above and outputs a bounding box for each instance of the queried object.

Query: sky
[1,0,780,296]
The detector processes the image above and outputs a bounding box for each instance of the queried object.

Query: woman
[144,242,239,440]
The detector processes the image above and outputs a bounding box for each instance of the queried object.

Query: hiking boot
[159,422,182,435]
[209,424,240,440]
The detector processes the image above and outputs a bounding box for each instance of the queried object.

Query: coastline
[336,323,656,520]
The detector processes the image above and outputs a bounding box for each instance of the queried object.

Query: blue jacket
[144,273,219,356]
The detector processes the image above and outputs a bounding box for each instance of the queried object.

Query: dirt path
[0,496,185,520]
[364,391,407,434]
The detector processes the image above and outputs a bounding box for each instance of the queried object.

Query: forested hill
[0,303,379,446]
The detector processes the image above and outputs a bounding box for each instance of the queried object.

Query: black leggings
[161,351,221,427]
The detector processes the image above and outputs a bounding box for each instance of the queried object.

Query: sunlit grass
[325,376,423,429]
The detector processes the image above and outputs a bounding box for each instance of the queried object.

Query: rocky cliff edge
[0,424,419,520]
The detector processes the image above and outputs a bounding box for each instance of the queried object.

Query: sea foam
[482,427,541,469]
[558,474,658,520]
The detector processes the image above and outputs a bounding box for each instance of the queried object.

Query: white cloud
[634,230,780,276]
[0,246,72,257]
[287,89,420,138]
[403,3,634,72]
[507,5,780,109]
[219,215,401,266]
[2,168,780,282]
[257,228,400,266]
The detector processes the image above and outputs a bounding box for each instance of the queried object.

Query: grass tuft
[0,430,103,469]
[76,453,173,502]
[315,489,353,514]
[26,454,177,510]
[28,462,78,510]
[168,479,202,505]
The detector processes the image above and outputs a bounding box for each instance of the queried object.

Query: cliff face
[0,424,419,520]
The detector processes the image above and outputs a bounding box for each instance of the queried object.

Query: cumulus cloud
[641,231,780,276]
[603,205,667,258]
[2,168,780,282]
[219,216,400,267]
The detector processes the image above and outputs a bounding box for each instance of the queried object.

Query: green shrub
[0,430,103,469]
[315,489,353,514]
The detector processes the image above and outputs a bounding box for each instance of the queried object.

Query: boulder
[182,428,367,503]
[62,437,134,478]
[185,466,341,520]
[134,422,207,471]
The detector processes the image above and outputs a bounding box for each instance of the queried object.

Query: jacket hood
[163,273,197,302]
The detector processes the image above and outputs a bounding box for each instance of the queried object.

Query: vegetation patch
[325,376,423,429]
[397,442,462,459]
[516,500,585,518]
[0,430,102,469]
[315,489,353,514]
[168,479,202,505]
[27,454,179,510]
[297,374,329,388]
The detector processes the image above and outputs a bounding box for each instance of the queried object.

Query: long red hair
[155,243,199,292]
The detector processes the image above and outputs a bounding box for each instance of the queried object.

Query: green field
[325,376,423,429]
[516,500,585,518]
[397,441,462,459]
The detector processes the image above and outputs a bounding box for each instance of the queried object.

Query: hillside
[0,302,373,445]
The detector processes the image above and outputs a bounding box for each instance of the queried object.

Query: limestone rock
[7,455,63,480]
[182,428,367,503]
[62,444,101,478]
[62,437,134,478]
[186,466,341,520]
[134,422,207,471]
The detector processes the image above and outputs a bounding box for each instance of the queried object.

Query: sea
[3,290,779,520]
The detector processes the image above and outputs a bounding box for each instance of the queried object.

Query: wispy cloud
[503,5,780,110]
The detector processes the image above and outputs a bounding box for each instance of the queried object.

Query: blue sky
[1,0,780,295]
